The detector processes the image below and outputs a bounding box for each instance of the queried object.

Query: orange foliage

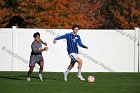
[0,0,140,29]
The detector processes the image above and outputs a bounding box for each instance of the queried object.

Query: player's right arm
[53,33,68,44]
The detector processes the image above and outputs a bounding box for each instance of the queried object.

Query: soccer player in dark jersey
[27,32,48,81]
[53,25,88,81]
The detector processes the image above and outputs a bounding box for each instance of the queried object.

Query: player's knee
[76,58,82,63]
[41,67,44,69]
[29,67,34,71]
[78,60,82,65]
[70,65,74,68]
[40,66,43,70]
[71,63,75,66]
[40,64,44,69]
[71,60,76,66]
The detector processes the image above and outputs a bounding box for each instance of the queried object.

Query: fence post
[135,27,140,73]
[12,26,17,71]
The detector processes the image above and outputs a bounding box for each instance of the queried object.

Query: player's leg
[66,59,75,73]
[64,59,76,81]
[27,66,34,81]
[75,57,85,81]
[37,60,44,74]
[68,64,74,70]
[27,59,36,81]
[37,61,44,81]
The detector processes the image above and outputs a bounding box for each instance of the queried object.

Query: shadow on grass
[0,75,63,81]
[0,75,25,80]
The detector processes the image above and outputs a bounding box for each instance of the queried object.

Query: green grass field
[0,72,140,93]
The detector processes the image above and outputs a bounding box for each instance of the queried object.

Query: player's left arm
[40,39,47,46]
[77,35,88,49]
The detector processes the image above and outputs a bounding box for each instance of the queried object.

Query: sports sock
[39,71,42,74]
[65,69,70,74]
[78,69,81,76]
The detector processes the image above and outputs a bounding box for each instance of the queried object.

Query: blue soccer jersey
[54,33,86,54]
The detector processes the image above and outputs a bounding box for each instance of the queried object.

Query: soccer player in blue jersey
[53,25,88,81]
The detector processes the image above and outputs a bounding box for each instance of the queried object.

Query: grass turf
[0,72,140,93]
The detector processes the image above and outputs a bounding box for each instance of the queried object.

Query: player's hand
[43,47,48,51]
[44,42,47,46]
[85,46,88,49]
[53,40,56,44]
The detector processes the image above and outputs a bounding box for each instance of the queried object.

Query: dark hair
[33,32,40,38]
[72,25,80,30]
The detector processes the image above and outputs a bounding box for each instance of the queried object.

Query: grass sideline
[0,72,140,93]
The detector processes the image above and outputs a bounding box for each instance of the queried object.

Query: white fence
[0,26,140,72]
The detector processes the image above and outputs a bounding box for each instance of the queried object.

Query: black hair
[72,25,80,30]
[33,32,40,38]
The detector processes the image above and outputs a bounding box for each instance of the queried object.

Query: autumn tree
[100,0,140,29]
[0,0,140,29]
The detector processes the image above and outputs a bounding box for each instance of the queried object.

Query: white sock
[78,69,81,76]
[65,69,70,74]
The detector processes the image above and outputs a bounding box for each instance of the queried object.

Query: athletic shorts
[29,55,44,67]
[69,53,78,66]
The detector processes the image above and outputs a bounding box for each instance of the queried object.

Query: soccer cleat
[39,74,43,81]
[63,72,68,81]
[27,77,31,81]
[77,75,85,81]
